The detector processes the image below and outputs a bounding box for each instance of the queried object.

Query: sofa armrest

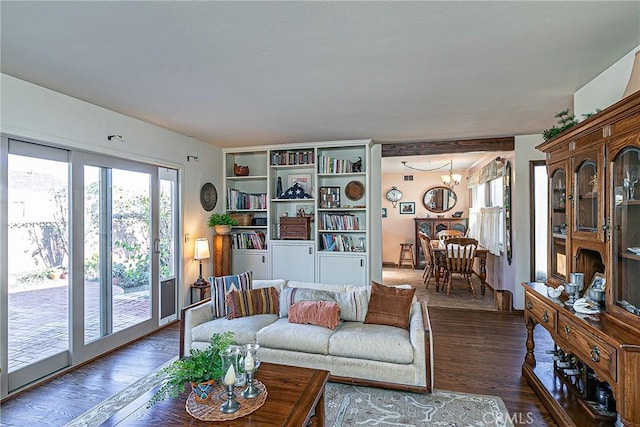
[408,301,433,392]
[180,298,214,358]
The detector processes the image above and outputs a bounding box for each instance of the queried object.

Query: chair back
[438,229,464,241]
[445,237,478,274]
[418,231,434,265]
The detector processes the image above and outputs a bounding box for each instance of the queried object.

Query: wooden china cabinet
[523,91,640,427]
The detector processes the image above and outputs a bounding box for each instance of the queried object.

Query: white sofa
[180,279,433,393]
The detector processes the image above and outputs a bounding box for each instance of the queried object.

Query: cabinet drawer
[557,314,617,383]
[525,293,557,333]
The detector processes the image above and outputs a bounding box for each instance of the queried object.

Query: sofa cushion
[364,281,415,330]
[252,279,287,291]
[331,287,369,322]
[288,300,341,330]
[329,322,414,364]
[209,271,252,318]
[226,286,279,320]
[256,318,335,355]
[191,314,277,346]
[279,287,336,318]
[286,281,347,293]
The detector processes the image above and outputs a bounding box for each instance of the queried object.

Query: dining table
[430,239,489,295]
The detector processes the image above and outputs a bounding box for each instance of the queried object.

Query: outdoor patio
[7,279,150,371]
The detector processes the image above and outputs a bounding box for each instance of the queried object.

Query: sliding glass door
[83,164,154,343]
[1,139,180,397]
[3,141,70,391]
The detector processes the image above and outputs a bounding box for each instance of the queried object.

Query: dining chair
[437,229,464,241]
[418,232,438,290]
[443,237,478,298]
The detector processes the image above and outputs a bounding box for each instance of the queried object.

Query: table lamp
[194,237,210,286]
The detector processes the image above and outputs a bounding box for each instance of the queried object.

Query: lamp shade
[194,238,210,260]
[622,50,640,99]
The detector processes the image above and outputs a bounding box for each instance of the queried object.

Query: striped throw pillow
[225,286,280,320]
[210,271,252,318]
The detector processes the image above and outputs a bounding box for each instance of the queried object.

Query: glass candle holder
[219,351,240,413]
[241,343,261,399]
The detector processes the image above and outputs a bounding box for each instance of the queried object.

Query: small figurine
[352,157,362,173]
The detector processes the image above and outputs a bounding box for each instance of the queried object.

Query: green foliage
[207,213,238,227]
[148,332,236,406]
[542,110,578,141]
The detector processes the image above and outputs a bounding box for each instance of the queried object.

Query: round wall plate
[200,183,217,211]
[345,180,365,201]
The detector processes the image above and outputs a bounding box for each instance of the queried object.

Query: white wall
[574,45,640,117]
[512,135,545,309]
[1,74,224,308]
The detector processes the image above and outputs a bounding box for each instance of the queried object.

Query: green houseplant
[207,212,238,235]
[149,332,236,406]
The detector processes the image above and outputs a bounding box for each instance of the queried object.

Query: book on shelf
[227,189,267,210]
[320,233,362,252]
[318,155,356,174]
[319,213,360,231]
[270,150,314,166]
[232,231,266,250]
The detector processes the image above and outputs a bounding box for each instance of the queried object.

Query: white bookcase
[224,140,371,285]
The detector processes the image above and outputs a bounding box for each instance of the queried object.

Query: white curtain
[468,207,502,256]
[480,207,502,256]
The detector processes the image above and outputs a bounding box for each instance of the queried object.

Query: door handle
[153,238,161,254]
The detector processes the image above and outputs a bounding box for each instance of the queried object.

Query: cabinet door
[549,163,569,284]
[270,241,315,282]
[572,147,605,242]
[232,250,268,279]
[318,253,367,286]
[610,146,640,320]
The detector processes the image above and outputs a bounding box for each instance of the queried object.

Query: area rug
[325,383,514,427]
[67,358,513,427]
[382,267,497,312]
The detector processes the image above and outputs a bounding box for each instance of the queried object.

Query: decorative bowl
[588,288,605,304]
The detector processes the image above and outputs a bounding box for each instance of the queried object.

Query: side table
[190,283,210,304]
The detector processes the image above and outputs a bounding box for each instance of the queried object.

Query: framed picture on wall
[382,207,387,218]
[399,202,415,214]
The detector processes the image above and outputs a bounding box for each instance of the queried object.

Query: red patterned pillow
[288,300,341,330]
[225,286,279,320]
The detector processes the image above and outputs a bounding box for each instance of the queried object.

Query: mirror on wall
[422,186,457,213]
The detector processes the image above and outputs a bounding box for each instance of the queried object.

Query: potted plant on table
[149,332,236,406]
[207,213,238,235]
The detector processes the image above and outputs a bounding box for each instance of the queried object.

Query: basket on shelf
[229,213,253,226]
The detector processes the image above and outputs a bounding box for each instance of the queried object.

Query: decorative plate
[345,180,365,201]
[200,183,217,211]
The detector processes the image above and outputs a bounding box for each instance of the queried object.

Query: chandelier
[441,160,462,189]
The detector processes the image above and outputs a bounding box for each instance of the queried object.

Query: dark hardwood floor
[0,309,556,426]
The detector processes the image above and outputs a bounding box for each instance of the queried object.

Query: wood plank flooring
[0,309,557,426]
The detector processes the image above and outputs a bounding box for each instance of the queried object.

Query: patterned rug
[325,383,514,427]
[382,267,497,311]
[67,358,513,427]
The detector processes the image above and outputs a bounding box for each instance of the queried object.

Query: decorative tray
[185,380,267,421]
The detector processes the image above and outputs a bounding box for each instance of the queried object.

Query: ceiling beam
[381,137,515,157]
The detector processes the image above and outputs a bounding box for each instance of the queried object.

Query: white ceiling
[1,1,639,149]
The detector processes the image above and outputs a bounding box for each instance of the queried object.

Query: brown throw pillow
[288,300,341,330]
[226,286,279,320]
[364,281,415,330]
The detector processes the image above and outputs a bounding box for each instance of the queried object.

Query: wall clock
[385,186,403,208]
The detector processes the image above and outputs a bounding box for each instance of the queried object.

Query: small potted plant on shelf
[207,213,238,235]
[148,332,236,406]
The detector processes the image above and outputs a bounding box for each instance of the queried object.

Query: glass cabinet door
[550,167,567,281]
[612,147,640,318]
[575,159,598,233]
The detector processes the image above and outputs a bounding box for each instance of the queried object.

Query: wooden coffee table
[101,362,329,426]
